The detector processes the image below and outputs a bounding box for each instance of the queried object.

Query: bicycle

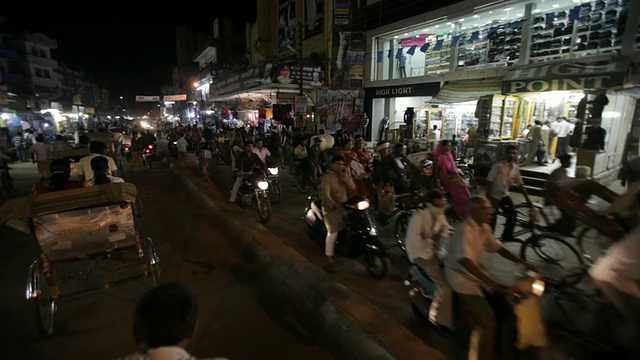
[493,201,586,288]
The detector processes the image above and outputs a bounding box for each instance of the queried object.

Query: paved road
[0,161,333,360]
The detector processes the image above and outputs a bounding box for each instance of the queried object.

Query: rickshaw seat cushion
[0,182,138,223]
[34,204,136,261]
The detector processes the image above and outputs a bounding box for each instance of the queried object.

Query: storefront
[367,0,636,82]
[364,81,440,145]
[202,60,325,132]
[471,56,636,181]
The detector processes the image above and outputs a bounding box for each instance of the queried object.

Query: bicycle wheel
[577,227,613,265]
[520,233,585,287]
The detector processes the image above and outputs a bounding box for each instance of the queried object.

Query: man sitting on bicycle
[545,153,629,239]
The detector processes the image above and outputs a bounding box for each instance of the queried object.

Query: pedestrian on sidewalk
[29,134,49,179]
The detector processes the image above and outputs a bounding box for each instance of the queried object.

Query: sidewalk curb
[172,166,446,360]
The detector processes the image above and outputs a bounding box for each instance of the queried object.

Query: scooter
[304,195,388,278]
[405,265,547,358]
[121,144,132,162]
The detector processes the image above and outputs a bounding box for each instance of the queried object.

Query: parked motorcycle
[265,163,282,204]
[233,167,272,223]
[142,143,155,169]
[304,195,388,278]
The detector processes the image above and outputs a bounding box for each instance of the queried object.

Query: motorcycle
[405,265,547,357]
[233,167,272,223]
[142,143,155,169]
[265,162,282,204]
[304,195,388,279]
[121,144,132,162]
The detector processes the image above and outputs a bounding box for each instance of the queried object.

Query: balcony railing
[26,54,58,69]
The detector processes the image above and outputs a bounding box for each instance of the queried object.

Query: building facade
[363,0,640,182]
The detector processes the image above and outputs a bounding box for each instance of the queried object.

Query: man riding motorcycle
[445,195,538,360]
[320,155,356,273]
[405,190,454,336]
[229,141,264,203]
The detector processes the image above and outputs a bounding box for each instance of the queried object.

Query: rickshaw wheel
[33,259,56,336]
[147,237,161,286]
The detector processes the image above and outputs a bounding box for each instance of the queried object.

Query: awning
[427,78,503,104]
[502,57,630,94]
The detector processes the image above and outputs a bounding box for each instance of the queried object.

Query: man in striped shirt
[11,131,27,162]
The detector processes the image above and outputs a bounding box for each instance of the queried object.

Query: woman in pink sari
[436,140,470,219]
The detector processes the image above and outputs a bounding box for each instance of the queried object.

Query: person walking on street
[11,131,27,162]
[30,134,49,179]
[177,133,189,168]
[320,155,356,272]
[129,131,144,173]
[405,190,454,336]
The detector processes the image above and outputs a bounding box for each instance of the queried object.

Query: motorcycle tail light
[144,149,151,154]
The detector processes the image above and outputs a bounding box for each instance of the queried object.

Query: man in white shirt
[78,140,119,181]
[552,117,572,156]
[445,196,536,360]
[29,134,50,179]
[485,145,532,242]
[427,125,441,151]
[177,135,189,168]
[252,138,272,164]
[405,190,453,334]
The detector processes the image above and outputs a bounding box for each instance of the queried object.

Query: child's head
[133,282,198,348]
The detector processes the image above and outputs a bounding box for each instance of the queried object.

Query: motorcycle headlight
[368,227,377,236]
[356,200,370,210]
[531,279,545,297]
[257,181,269,190]
[268,167,279,175]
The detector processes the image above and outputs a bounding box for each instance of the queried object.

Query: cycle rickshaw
[0,182,160,336]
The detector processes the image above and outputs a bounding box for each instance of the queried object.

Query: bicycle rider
[485,145,533,242]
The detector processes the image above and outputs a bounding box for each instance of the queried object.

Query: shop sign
[272,62,324,86]
[277,92,296,105]
[295,95,307,113]
[364,82,440,99]
[212,66,262,95]
[305,0,324,39]
[163,94,187,101]
[136,96,160,102]
[334,0,349,25]
[331,31,364,89]
[502,60,629,94]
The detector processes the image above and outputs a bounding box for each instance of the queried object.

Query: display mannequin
[399,55,408,78]
[404,107,415,139]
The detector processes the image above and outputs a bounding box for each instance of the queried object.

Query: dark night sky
[2,2,256,113]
